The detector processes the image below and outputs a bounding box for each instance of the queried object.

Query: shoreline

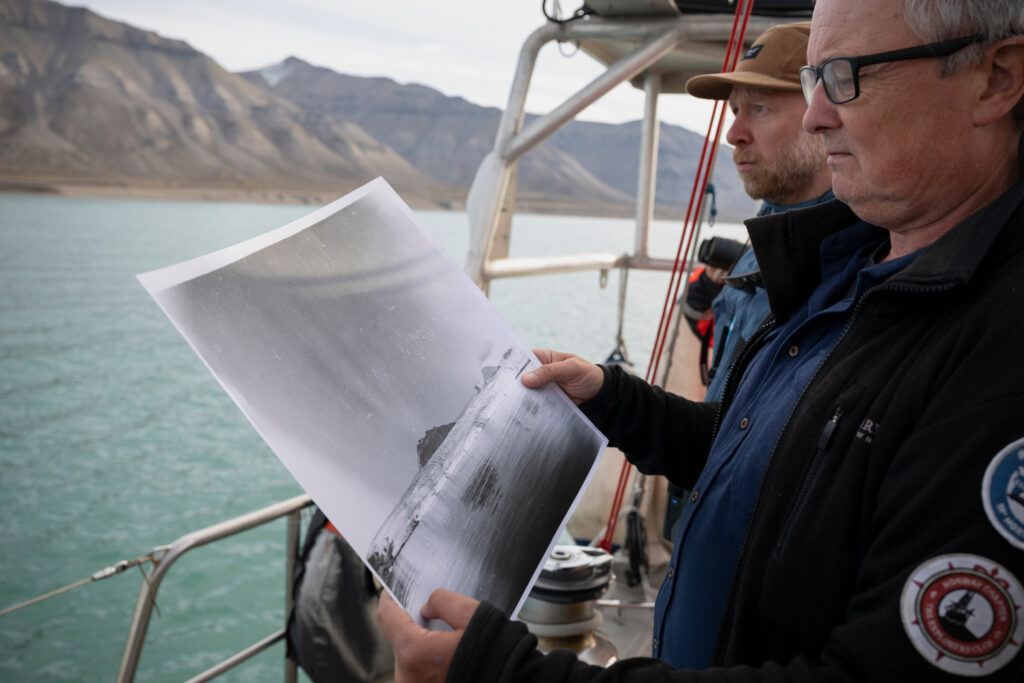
[0,177,749,222]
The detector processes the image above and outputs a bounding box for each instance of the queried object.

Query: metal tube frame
[467,20,685,289]
[186,629,289,683]
[116,494,314,683]
[465,15,771,290]
[634,72,662,263]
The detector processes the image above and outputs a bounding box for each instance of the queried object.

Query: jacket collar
[758,189,837,217]
[745,199,866,321]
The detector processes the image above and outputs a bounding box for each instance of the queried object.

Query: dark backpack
[286,508,394,682]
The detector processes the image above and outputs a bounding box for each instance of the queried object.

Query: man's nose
[802,80,839,135]
[726,115,749,146]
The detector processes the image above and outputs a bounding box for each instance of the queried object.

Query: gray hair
[902,0,1024,73]
[903,0,1024,124]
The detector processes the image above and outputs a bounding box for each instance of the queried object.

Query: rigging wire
[0,550,163,618]
[611,266,631,364]
[598,0,757,553]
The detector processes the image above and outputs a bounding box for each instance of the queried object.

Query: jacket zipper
[774,405,844,553]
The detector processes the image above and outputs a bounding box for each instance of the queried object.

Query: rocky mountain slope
[241,57,753,218]
[0,0,754,218]
[0,0,453,205]
[239,60,633,209]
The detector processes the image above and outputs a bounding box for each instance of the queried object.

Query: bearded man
[686,21,833,401]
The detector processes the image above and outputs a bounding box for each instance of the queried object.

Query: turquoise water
[0,194,742,681]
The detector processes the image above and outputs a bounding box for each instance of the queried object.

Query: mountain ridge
[0,0,755,219]
[240,55,754,219]
[0,0,458,207]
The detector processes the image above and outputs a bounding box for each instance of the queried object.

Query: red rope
[598,0,756,553]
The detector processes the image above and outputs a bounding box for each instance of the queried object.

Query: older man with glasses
[378,1,1024,681]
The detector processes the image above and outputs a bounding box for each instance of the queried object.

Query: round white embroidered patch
[982,437,1024,551]
[900,554,1023,676]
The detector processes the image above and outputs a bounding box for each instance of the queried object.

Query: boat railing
[123,9,804,680]
[115,493,315,683]
[465,12,780,292]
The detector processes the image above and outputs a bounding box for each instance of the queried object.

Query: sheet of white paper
[137,178,607,623]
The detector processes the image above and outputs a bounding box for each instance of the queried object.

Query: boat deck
[596,552,666,661]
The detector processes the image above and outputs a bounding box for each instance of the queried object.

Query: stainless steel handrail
[186,628,289,683]
[115,493,314,682]
[465,20,689,290]
[465,13,784,292]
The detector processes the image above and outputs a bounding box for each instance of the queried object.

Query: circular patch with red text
[901,554,1023,676]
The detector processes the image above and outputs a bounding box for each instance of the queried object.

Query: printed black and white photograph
[366,344,606,618]
[137,178,607,622]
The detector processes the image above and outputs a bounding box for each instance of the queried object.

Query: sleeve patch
[900,554,1023,677]
[982,437,1024,551]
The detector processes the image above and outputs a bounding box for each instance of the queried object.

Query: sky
[77,0,725,135]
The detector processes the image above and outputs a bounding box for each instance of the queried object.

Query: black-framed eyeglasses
[799,34,986,105]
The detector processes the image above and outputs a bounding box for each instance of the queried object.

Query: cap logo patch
[900,554,1023,676]
[742,45,763,61]
[982,437,1024,551]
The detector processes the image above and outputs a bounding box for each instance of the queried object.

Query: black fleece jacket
[447,180,1024,682]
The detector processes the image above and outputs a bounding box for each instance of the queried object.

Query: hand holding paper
[137,178,607,624]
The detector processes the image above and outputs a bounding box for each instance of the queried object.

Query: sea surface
[0,193,746,681]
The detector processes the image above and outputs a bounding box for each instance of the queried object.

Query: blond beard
[734,133,826,205]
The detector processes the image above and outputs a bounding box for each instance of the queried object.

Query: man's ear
[974,37,1024,127]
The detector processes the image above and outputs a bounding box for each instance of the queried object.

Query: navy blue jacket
[705,191,834,403]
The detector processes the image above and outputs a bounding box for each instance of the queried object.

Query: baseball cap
[686,21,811,100]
